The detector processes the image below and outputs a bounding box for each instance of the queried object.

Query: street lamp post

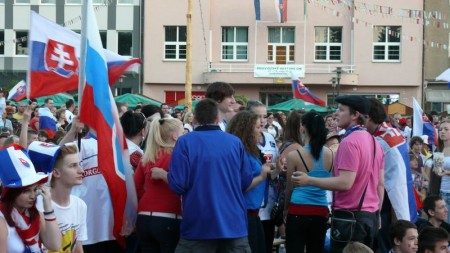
[330,77,337,106]
[333,67,343,97]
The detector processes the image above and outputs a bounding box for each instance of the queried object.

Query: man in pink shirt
[292,95,385,252]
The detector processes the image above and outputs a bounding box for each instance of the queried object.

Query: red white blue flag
[374,122,418,222]
[413,97,438,148]
[276,0,288,23]
[291,72,326,107]
[27,12,141,99]
[78,1,133,247]
[7,80,27,102]
[38,108,57,140]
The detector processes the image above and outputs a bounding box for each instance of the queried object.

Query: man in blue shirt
[168,98,253,253]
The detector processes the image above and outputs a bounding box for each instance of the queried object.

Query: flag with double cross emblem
[28,11,141,99]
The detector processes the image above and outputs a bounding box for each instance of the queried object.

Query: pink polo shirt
[334,130,384,212]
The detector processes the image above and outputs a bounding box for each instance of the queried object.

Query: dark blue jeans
[135,214,181,253]
[330,210,378,253]
[286,214,328,253]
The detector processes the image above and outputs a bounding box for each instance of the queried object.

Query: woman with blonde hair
[182,112,194,133]
[134,117,184,253]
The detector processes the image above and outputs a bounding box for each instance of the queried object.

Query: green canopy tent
[10,93,76,108]
[174,100,201,110]
[268,99,329,113]
[114,93,161,108]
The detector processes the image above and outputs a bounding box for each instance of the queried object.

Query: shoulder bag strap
[357,136,376,211]
[296,149,310,173]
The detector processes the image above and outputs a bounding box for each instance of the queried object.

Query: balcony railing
[207,63,356,74]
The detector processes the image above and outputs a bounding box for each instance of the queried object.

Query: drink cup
[433,152,445,174]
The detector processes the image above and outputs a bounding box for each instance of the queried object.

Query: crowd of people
[0,82,450,253]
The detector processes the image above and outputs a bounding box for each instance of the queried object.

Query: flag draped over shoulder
[78,0,134,246]
[413,97,437,148]
[291,72,326,107]
[8,80,27,102]
[374,122,418,222]
[28,11,141,99]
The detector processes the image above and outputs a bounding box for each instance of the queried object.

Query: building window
[118,0,133,4]
[0,0,5,3]
[267,27,295,64]
[93,0,107,4]
[41,0,56,3]
[164,26,186,60]
[118,31,132,56]
[100,31,107,49]
[221,27,248,61]
[0,31,4,55]
[66,0,81,3]
[315,27,342,61]
[15,31,28,55]
[373,26,401,62]
[15,0,30,3]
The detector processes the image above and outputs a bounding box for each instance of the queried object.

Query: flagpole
[185,0,192,111]
[78,0,89,113]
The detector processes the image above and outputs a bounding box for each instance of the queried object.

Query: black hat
[335,95,370,115]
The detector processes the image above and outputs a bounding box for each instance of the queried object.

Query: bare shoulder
[0,215,8,237]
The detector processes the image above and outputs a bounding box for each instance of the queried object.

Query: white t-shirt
[0,212,25,253]
[257,131,279,220]
[72,138,115,245]
[183,123,194,132]
[37,195,88,252]
[65,110,75,124]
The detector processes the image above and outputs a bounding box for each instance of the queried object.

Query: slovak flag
[7,80,27,102]
[291,72,326,107]
[276,0,288,23]
[413,97,438,148]
[38,108,57,140]
[78,0,135,247]
[27,11,141,99]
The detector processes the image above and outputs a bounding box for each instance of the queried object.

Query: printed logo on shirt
[270,141,276,148]
[263,154,273,163]
[82,167,101,178]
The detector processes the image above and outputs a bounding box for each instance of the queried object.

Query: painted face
[439,122,450,141]
[432,199,449,223]
[335,104,353,130]
[395,228,418,253]
[14,185,40,210]
[251,106,267,128]
[56,153,83,186]
[217,96,236,114]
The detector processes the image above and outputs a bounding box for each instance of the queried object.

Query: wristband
[43,210,54,216]
[44,217,56,222]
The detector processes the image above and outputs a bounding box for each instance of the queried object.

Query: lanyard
[343,125,366,138]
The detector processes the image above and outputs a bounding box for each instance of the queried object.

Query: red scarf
[12,208,42,252]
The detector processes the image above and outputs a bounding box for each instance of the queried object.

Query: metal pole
[78,0,88,112]
[185,0,192,111]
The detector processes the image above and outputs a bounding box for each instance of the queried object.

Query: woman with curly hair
[227,110,271,253]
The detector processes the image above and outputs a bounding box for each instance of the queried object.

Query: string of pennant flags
[310,0,449,30]
[0,0,113,47]
[308,0,449,51]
